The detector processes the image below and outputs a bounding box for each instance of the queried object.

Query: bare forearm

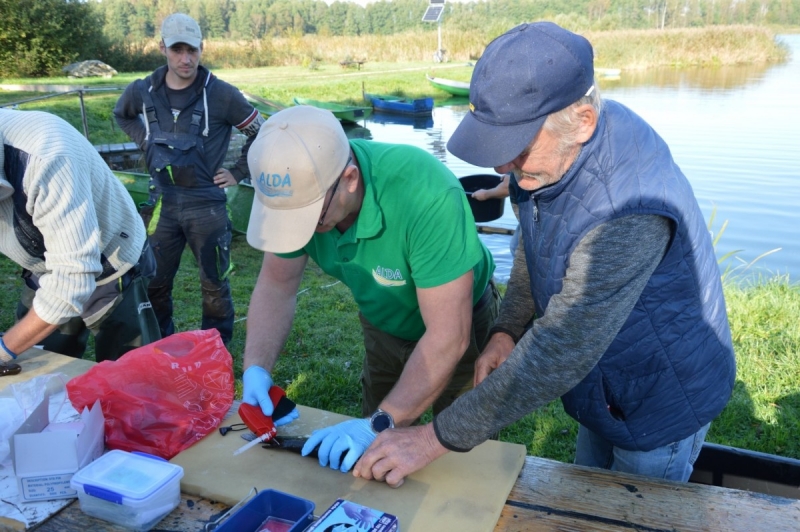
[243,286,297,372]
[3,308,58,356]
[381,330,469,426]
[381,273,474,426]
[243,255,306,371]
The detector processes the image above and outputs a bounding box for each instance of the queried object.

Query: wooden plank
[495,456,800,531]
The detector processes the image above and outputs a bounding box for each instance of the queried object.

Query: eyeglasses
[318,156,352,226]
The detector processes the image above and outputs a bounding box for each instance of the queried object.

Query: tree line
[1,0,797,77]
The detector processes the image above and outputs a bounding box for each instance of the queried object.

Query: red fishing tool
[233,386,295,456]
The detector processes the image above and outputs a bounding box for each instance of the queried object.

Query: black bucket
[459,174,505,223]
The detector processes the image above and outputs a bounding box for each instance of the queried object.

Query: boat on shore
[426,75,470,97]
[364,93,434,116]
[292,97,372,123]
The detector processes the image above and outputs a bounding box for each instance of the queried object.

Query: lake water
[350,34,800,283]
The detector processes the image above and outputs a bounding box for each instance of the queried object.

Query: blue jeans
[574,422,710,482]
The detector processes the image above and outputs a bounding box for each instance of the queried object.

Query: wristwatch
[369,408,395,433]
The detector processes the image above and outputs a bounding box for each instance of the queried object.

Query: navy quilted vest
[514,101,735,451]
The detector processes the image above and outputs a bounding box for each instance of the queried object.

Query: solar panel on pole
[421,5,444,23]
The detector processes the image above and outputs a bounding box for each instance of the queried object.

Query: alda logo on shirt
[372,265,406,287]
[255,172,293,197]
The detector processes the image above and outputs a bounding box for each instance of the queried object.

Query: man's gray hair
[543,80,604,156]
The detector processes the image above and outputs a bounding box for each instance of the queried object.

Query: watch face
[371,411,393,433]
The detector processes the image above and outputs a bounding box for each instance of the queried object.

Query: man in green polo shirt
[241,105,499,473]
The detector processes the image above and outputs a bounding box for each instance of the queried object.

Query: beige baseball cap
[246,105,350,253]
[161,13,202,48]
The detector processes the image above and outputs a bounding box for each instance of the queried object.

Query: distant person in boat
[470,173,521,256]
[113,13,264,346]
[355,21,736,487]
[0,109,160,374]
[241,105,499,471]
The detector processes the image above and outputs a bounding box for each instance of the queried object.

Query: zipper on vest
[532,196,539,223]
[171,108,180,134]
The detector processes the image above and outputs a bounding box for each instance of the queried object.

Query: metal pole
[78,90,89,140]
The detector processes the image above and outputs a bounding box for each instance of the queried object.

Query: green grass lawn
[2,236,797,464]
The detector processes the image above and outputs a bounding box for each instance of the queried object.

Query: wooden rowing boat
[426,75,470,97]
[292,97,372,123]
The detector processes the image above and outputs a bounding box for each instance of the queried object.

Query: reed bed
[189,24,786,71]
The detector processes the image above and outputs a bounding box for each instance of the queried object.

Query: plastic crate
[215,488,315,532]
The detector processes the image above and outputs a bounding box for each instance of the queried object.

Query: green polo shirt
[280,140,494,341]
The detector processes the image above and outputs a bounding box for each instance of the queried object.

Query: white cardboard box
[11,397,104,502]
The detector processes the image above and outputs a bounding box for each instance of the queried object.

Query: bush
[0,0,108,78]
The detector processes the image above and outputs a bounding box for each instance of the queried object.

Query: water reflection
[349,35,799,283]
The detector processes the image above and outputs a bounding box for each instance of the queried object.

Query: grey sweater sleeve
[433,214,672,451]
[489,226,535,342]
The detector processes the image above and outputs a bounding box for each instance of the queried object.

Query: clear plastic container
[69,450,184,531]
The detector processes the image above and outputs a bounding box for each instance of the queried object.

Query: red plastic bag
[67,329,234,460]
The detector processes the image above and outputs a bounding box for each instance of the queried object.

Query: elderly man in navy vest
[354,22,736,487]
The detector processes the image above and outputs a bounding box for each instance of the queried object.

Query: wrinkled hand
[354,424,448,488]
[213,167,237,188]
[474,332,516,386]
[301,418,375,472]
[342,501,377,529]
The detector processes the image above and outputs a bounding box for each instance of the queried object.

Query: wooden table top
[31,454,800,532]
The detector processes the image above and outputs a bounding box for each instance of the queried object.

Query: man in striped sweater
[0,109,160,373]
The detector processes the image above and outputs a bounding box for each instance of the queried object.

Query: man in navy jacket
[355,21,736,488]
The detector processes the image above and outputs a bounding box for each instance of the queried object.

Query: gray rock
[62,60,118,78]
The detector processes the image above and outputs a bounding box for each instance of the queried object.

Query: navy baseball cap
[447,22,594,168]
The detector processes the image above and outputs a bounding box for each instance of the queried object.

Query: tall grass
[163,24,786,70]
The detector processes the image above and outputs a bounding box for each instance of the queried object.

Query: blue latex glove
[243,366,275,416]
[301,418,376,472]
[274,407,299,427]
[242,367,300,427]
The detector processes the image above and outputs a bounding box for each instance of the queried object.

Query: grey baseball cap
[161,13,202,48]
